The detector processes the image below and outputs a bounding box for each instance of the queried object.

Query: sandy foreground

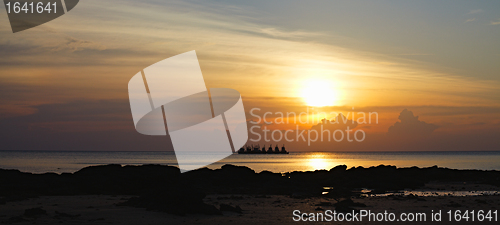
[0,182,498,225]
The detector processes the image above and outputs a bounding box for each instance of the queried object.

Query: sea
[0,151,499,174]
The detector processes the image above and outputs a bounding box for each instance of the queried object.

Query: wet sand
[1,183,498,224]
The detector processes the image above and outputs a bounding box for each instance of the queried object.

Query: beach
[1,193,499,224]
[1,164,499,224]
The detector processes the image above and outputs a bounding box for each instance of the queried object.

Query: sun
[300,80,339,107]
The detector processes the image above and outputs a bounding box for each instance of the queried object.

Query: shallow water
[0,151,499,174]
[363,190,500,197]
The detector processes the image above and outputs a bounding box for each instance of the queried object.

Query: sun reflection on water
[307,153,335,171]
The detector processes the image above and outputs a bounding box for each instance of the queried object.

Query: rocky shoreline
[1,164,499,218]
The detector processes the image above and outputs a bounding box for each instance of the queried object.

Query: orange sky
[0,0,499,151]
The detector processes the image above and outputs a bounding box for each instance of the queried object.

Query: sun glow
[301,80,340,107]
[307,154,335,171]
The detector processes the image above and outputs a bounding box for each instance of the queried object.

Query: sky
[0,0,499,151]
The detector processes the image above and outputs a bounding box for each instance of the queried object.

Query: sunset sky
[0,0,499,151]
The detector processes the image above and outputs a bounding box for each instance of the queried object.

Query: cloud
[387,109,438,137]
[467,9,482,15]
[310,113,358,131]
[465,18,476,23]
[491,19,500,25]
[0,99,171,151]
[257,27,322,39]
[394,53,433,56]
[53,36,107,52]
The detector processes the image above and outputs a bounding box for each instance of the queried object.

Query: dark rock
[119,188,221,216]
[1,163,500,216]
[5,215,29,223]
[23,207,47,218]
[475,199,488,204]
[54,211,80,218]
[325,187,354,199]
[447,202,462,208]
[315,202,333,206]
[0,195,37,205]
[217,195,243,200]
[255,195,269,198]
[329,165,347,173]
[219,204,242,213]
[334,198,367,209]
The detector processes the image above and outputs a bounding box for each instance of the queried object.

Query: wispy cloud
[467,9,482,15]
[465,18,476,23]
[257,27,322,39]
[491,19,500,25]
[1,0,499,111]
[56,36,106,52]
[393,53,433,56]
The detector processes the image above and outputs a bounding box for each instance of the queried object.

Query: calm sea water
[0,151,499,174]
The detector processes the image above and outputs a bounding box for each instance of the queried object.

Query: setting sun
[301,80,339,107]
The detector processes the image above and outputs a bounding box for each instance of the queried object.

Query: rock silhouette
[1,164,499,215]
